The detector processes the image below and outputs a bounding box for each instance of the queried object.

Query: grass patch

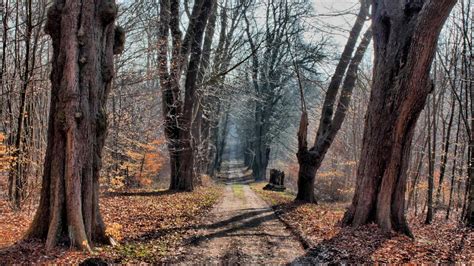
[232,184,245,200]
[249,182,294,205]
[112,242,159,262]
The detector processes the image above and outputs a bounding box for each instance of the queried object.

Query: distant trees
[150,0,253,189]
[197,0,246,177]
[1,0,50,210]
[242,0,326,181]
[154,0,326,185]
[404,1,472,225]
[25,0,124,250]
[454,0,473,227]
[342,0,457,236]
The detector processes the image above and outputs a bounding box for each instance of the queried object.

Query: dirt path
[179,166,310,264]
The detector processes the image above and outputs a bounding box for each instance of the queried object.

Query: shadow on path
[102,190,178,198]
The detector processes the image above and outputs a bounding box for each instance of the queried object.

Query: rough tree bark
[295,0,372,202]
[24,0,124,251]
[342,0,457,236]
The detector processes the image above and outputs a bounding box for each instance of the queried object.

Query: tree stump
[79,258,108,266]
[263,169,286,191]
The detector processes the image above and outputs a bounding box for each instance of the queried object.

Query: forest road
[178,165,312,264]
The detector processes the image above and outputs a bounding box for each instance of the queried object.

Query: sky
[311,0,362,46]
[306,0,372,78]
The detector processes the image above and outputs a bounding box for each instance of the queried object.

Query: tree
[425,80,442,224]
[457,0,473,227]
[342,0,457,236]
[157,0,213,191]
[1,0,50,210]
[295,0,371,203]
[7,0,35,210]
[192,0,218,179]
[435,13,465,220]
[243,0,325,181]
[194,0,246,177]
[25,0,125,251]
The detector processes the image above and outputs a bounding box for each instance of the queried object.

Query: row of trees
[0,0,293,249]
[0,0,50,210]
[0,0,472,251]
[224,0,472,236]
[247,0,472,235]
[0,0,168,208]
[281,0,472,235]
[228,0,472,235]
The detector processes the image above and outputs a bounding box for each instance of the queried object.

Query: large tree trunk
[296,154,317,203]
[193,0,217,177]
[342,0,457,236]
[25,0,124,251]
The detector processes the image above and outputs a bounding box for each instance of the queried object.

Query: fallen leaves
[0,186,222,264]
[101,187,222,264]
[250,182,474,264]
[0,200,32,248]
[105,222,124,241]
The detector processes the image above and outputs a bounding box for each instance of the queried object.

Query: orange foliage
[107,136,167,189]
[137,137,166,186]
[0,133,13,172]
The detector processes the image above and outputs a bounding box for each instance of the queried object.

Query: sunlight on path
[179,161,312,264]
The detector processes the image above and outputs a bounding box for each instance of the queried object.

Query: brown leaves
[0,200,31,249]
[250,182,474,264]
[0,187,222,264]
[101,188,220,241]
[0,133,14,171]
[99,187,222,263]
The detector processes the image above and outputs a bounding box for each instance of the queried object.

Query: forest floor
[0,164,473,264]
[0,181,223,264]
[251,182,474,264]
